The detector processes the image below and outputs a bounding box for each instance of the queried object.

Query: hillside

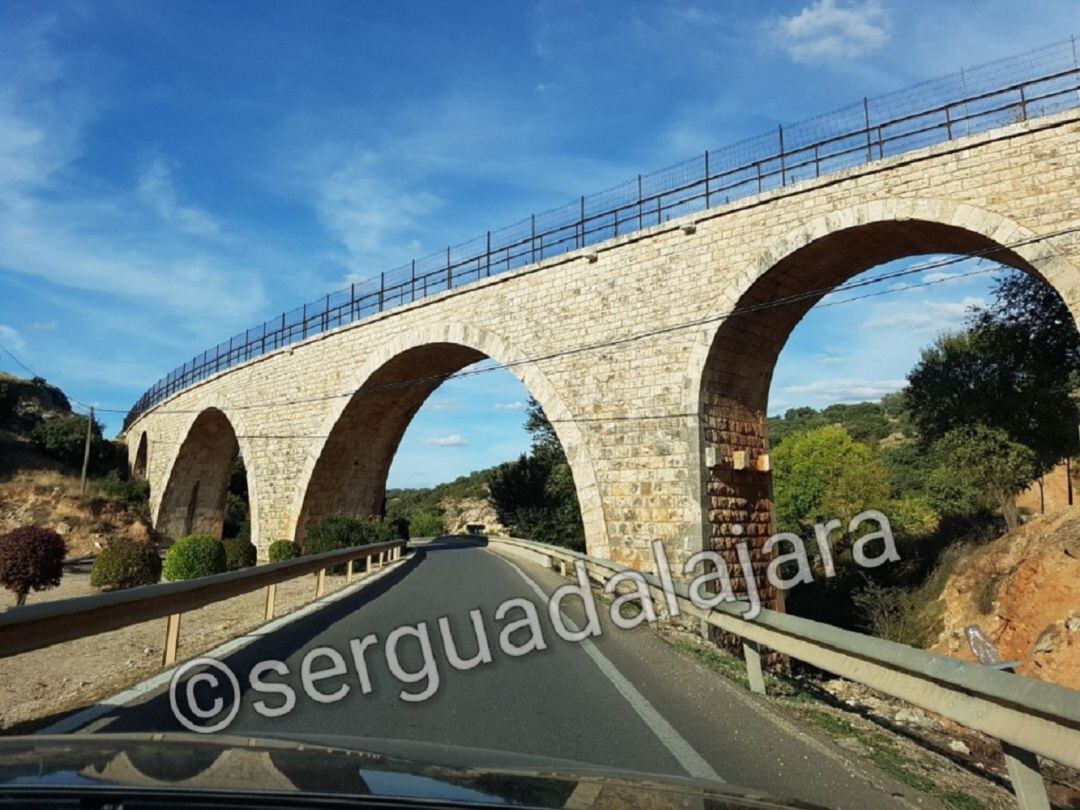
[0,373,153,557]
[931,507,1080,690]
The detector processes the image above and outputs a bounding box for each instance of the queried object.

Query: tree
[907,271,1080,475]
[0,527,67,606]
[928,425,1037,531]
[488,398,585,550]
[772,425,892,532]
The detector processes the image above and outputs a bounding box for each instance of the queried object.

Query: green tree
[927,425,1037,531]
[907,271,1080,475]
[488,398,585,550]
[772,425,892,532]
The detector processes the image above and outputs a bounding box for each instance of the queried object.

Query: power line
[127,227,1080,420]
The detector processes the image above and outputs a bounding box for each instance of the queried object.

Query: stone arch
[155,402,259,545]
[132,430,149,480]
[688,199,1080,610]
[288,323,607,556]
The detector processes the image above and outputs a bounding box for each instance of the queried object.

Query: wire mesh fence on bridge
[126,37,1080,429]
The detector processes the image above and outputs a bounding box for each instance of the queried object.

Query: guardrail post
[743,639,767,695]
[377,551,384,569]
[366,555,373,574]
[346,559,354,583]
[162,613,181,667]
[315,568,326,598]
[264,583,277,620]
[1003,744,1050,810]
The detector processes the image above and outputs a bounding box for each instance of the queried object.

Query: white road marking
[491,551,724,783]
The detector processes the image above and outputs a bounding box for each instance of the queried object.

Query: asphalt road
[94,540,935,809]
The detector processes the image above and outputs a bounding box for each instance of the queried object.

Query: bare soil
[0,565,356,733]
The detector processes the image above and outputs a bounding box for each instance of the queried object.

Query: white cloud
[814,351,847,365]
[0,16,266,335]
[860,296,984,335]
[137,158,220,237]
[493,400,527,411]
[26,319,57,332]
[784,377,905,401]
[774,0,888,62]
[420,433,469,447]
[428,398,462,412]
[0,324,27,353]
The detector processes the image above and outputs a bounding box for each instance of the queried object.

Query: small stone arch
[155,400,259,546]
[288,322,608,557]
[686,198,1080,610]
[131,430,149,480]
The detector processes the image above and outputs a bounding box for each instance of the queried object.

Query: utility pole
[80,406,94,495]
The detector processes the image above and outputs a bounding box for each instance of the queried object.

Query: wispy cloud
[860,296,984,335]
[493,400,527,412]
[0,324,27,354]
[783,377,905,401]
[773,0,889,63]
[428,397,462,412]
[137,158,220,237]
[419,433,469,447]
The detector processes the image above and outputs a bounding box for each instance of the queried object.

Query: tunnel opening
[698,217,1079,652]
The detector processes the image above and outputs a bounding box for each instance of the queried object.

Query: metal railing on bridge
[125,37,1080,429]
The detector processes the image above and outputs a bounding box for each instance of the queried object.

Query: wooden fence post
[162,613,181,667]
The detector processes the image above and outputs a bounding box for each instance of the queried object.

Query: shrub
[306,515,388,574]
[31,414,104,468]
[221,538,256,571]
[0,527,67,606]
[94,469,150,506]
[389,516,410,541]
[409,513,444,538]
[90,538,161,590]
[268,540,301,562]
[163,534,227,581]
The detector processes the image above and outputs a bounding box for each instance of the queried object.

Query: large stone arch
[688,198,1080,611]
[287,323,608,557]
[155,399,259,546]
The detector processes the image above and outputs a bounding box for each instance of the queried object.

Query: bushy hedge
[409,513,444,538]
[268,540,301,562]
[221,538,257,571]
[163,534,227,581]
[90,538,161,590]
[306,515,394,573]
[0,526,67,606]
[388,516,410,541]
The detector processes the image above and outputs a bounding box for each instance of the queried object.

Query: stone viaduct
[126,108,1080,608]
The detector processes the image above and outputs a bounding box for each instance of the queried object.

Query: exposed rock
[948,740,971,756]
[1032,624,1059,655]
[438,496,506,536]
[894,707,937,729]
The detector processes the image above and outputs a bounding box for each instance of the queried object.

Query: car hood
[0,733,822,808]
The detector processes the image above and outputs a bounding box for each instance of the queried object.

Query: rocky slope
[930,507,1080,690]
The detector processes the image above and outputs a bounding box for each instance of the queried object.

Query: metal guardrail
[486,536,1080,808]
[124,38,1080,430]
[0,540,406,667]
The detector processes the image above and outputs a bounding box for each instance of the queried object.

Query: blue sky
[0,1,1074,487]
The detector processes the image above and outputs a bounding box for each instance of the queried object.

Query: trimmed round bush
[222,538,257,571]
[163,534,227,581]
[268,540,301,562]
[90,538,161,590]
[0,526,67,606]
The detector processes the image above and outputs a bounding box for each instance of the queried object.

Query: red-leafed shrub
[0,527,67,606]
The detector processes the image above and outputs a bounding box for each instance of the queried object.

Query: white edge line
[37,559,409,735]
[489,550,724,784]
